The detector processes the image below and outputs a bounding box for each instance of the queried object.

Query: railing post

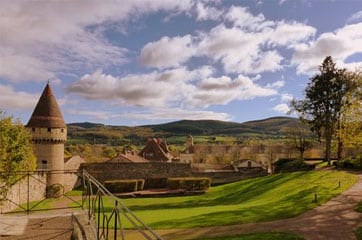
[27,171,30,214]
[114,201,118,240]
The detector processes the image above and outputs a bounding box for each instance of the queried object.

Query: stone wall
[0,173,47,213]
[81,162,192,183]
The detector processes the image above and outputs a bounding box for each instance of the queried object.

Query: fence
[0,170,82,213]
[81,169,163,240]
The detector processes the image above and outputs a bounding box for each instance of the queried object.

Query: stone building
[26,83,67,187]
[139,138,174,162]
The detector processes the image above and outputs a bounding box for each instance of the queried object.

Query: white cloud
[224,6,267,31]
[292,23,362,74]
[0,84,38,110]
[119,108,232,122]
[0,0,194,82]
[139,35,196,69]
[196,2,223,21]
[281,93,294,102]
[273,103,290,114]
[188,74,278,107]
[347,11,362,23]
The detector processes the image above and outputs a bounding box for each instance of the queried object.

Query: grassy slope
[115,171,357,229]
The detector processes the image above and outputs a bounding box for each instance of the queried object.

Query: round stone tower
[26,83,67,188]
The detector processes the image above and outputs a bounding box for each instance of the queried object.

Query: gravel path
[154,174,362,240]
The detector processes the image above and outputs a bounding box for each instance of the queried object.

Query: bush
[144,178,168,189]
[167,177,211,191]
[104,179,145,193]
[274,158,314,173]
[337,155,362,170]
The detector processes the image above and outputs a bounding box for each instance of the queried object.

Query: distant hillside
[141,116,300,136]
[66,117,302,145]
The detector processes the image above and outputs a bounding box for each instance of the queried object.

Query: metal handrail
[82,169,163,240]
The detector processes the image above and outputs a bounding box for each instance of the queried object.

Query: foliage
[0,112,36,199]
[104,179,145,193]
[195,232,304,240]
[167,177,211,191]
[274,159,315,173]
[99,171,356,229]
[336,155,362,170]
[281,121,315,160]
[339,71,362,151]
[356,227,362,240]
[291,56,353,164]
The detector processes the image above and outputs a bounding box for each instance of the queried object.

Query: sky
[2,0,362,126]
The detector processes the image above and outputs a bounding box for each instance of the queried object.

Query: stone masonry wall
[0,173,47,213]
[81,162,192,183]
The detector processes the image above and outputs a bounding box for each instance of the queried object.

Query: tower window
[48,128,51,132]
[42,160,48,165]
[32,128,35,132]
[61,129,64,132]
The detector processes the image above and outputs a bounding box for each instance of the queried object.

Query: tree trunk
[337,136,343,162]
[325,134,332,165]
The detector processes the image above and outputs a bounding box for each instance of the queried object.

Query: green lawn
[99,170,356,229]
[195,232,304,240]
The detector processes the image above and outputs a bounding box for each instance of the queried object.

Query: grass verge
[98,170,357,229]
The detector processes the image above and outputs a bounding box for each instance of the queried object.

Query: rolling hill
[67,117,302,145]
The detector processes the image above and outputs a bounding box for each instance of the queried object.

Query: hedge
[167,177,211,191]
[104,179,145,193]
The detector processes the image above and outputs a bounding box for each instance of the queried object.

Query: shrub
[274,158,314,173]
[167,177,211,191]
[144,178,168,189]
[337,155,362,170]
[104,179,144,193]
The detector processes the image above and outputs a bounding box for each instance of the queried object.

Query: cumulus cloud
[0,0,194,82]
[292,22,362,74]
[140,35,196,69]
[119,108,232,122]
[272,103,290,114]
[67,67,280,110]
[347,11,362,23]
[196,2,223,21]
[0,84,38,110]
[188,75,278,107]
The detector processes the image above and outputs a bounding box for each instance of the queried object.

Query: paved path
[154,174,362,240]
[0,213,73,240]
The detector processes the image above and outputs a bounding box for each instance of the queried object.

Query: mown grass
[95,170,356,229]
[195,232,304,240]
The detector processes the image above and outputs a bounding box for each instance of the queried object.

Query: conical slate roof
[27,83,66,128]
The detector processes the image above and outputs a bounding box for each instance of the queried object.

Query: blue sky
[1,0,362,126]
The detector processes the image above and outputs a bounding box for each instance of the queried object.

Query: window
[247,161,252,168]
[42,160,48,165]
[32,128,35,132]
[48,128,51,132]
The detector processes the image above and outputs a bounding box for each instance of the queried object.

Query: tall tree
[339,71,362,151]
[0,112,36,199]
[291,56,352,165]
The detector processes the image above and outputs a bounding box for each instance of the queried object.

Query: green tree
[291,56,352,164]
[282,121,314,161]
[339,71,362,151]
[0,112,36,199]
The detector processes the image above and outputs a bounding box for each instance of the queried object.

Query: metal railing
[0,170,82,214]
[82,169,163,240]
